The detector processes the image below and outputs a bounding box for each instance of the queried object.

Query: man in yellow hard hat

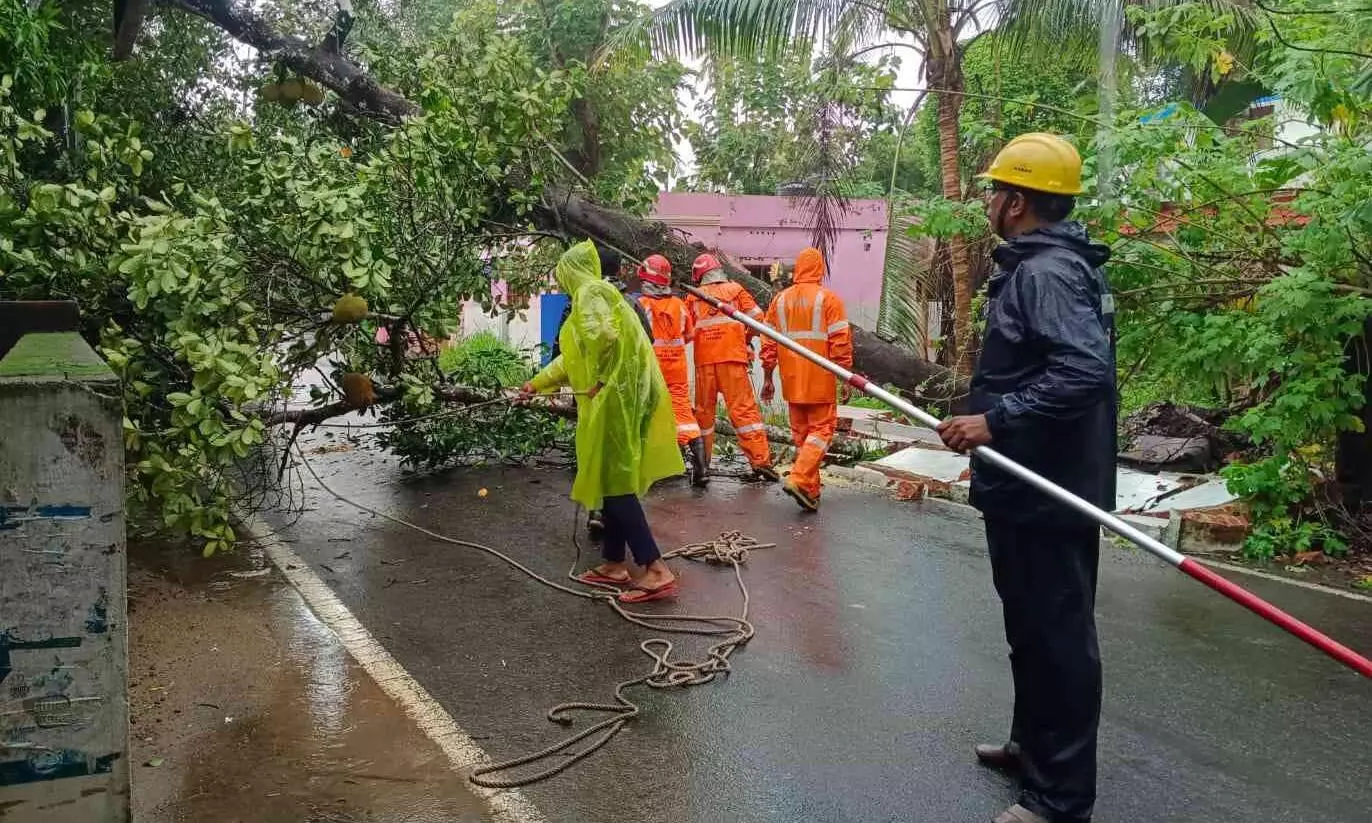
[936,133,1115,823]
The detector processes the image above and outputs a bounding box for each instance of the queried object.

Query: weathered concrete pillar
[0,332,129,821]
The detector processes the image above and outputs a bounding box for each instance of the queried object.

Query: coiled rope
[291,443,773,788]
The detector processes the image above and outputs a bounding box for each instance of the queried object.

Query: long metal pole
[685,284,1372,678]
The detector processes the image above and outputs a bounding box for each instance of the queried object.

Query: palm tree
[638,0,992,371]
[635,0,1256,372]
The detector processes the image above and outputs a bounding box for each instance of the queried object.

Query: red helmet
[637,254,672,285]
[691,253,723,283]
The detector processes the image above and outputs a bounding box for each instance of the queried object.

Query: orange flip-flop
[618,579,680,604]
[576,570,632,587]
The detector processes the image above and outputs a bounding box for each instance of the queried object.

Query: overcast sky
[646,0,930,186]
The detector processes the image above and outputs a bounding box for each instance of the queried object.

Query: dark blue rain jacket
[969,222,1117,527]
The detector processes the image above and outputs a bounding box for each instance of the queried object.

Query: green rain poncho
[531,241,684,510]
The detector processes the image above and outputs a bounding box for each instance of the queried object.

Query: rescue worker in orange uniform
[760,247,853,511]
[685,254,779,481]
[636,254,710,487]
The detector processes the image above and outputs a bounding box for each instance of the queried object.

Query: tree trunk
[1336,318,1372,514]
[173,0,417,123]
[567,96,603,178]
[927,14,973,376]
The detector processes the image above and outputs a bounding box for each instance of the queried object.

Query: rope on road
[290,444,772,789]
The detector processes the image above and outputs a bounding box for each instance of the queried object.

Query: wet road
[127,538,490,823]
[267,443,1372,823]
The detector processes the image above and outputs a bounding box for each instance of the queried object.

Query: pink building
[457,193,890,364]
[650,193,889,328]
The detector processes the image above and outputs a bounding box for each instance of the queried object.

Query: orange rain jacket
[639,293,703,445]
[761,248,854,404]
[686,281,764,366]
[637,294,694,385]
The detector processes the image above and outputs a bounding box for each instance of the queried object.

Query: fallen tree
[169,0,969,416]
[531,188,968,411]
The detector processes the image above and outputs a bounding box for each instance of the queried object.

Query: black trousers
[599,494,661,567]
[984,517,1102,823]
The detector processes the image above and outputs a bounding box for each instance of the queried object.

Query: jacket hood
[555,241,601,295]
[792,247,826,284]
[993,221,1110,270]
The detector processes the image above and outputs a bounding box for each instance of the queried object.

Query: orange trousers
[694,362,771,469]
[667,379,701,446]
[787,402,837,498]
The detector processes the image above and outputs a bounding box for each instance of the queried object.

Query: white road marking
[238,511,548,823]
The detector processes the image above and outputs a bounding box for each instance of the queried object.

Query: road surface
[264,443,1372,823]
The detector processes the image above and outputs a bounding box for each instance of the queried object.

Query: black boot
[687,437,710,487]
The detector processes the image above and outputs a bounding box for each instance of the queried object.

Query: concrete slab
[866,447,1231,521]
[1115,467,1185,512]
[838,406,945,447]
[873,446,969,482]
[1143,477,1238,513]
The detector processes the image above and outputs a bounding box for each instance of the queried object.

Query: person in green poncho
[519,241,685,603]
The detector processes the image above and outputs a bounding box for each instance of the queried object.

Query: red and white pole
[686,284,1372,679]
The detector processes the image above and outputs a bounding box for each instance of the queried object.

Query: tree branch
[1255,3,1372,60]
[168,0,418,122]
[114,0,149,60]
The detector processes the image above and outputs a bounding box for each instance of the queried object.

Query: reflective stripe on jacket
[637,294,694,385]
[685,281,763,366]
[761,249,853,404]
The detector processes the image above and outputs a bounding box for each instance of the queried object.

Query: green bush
[378,333,569,470]
[438,330,531,389]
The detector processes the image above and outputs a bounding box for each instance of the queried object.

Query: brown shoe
[782,479,820,512]
[992,803,1050,823]
[752,464,780,482]
[974,742,1022,772]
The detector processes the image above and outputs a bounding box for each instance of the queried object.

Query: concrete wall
[0,332,129,821]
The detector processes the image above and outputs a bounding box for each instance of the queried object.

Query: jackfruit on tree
[278,78,304,104]
[300,81,326,106]
[340,372,376,408]
[331,294,368,324]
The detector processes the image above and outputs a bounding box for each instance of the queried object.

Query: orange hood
[792,248,826,284]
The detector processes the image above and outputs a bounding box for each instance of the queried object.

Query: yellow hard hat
[978,133,1084,196]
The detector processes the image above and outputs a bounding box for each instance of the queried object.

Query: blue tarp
[539,292,569,366]
[1140,102,1181,123]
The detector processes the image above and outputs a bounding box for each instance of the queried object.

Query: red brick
[894,480,926,502]
[1180,505,1251,544]
[866,465,951,494]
